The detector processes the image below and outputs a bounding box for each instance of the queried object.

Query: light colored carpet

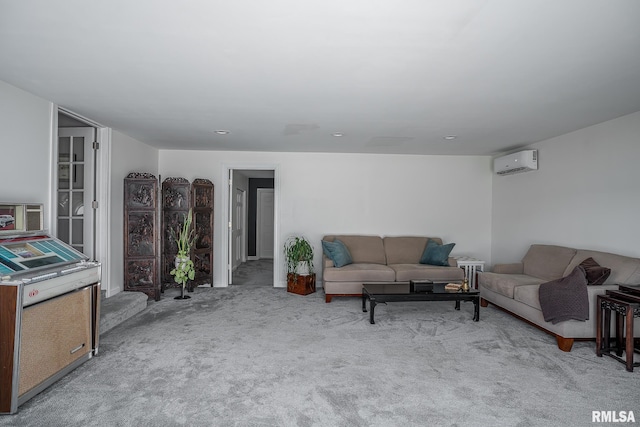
[2,282,638,426]
[232,259,273,286]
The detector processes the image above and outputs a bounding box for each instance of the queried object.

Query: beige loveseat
[322,235,464,303]
[479,244,640,352]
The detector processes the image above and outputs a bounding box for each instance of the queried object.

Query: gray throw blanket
[538,266,589,324]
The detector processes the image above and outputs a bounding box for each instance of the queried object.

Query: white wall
[0,80,161,297]
[0,80,53,227]
[491,111,640,265]
[109,130,159,295]
[159,150,493,287]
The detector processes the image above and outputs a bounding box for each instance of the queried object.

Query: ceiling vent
[494,150,538,175]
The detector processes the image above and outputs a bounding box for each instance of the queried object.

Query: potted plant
[170,209,196,299]
[284,235,316,295]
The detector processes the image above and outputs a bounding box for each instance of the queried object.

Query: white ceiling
[1,1,639,156]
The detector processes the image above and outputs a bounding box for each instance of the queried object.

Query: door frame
[222,164,280,287]
[52,107,113,296]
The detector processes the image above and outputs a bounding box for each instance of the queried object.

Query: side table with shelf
[452,256,485,289]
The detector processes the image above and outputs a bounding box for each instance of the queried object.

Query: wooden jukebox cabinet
[0,232,101,414]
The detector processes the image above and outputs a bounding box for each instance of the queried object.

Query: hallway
[232,259,273,286]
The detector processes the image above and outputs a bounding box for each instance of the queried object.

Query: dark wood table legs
[596,288,640,372]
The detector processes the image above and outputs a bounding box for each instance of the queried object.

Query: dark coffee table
[362,280,480,324]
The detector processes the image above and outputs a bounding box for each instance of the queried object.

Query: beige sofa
[479,244,640,351]
[322,235,464,303]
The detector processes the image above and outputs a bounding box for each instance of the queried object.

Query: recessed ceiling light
[443,135,457,140]
[215,130,230,135]
[332,132,344,137]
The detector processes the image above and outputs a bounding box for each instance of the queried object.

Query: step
[99,291,148,335]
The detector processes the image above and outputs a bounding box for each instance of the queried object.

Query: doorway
[55,108,112,296]
[226,168,277,287]
[56,113,97,259]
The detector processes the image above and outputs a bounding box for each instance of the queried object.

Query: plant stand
[287,273,316,295]
[174,284,191,300]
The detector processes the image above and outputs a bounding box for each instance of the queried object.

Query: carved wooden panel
[123,173,160,300]
[161,177,191,291]
[191,179,214,287]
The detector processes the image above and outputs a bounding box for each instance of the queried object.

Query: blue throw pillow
[322,239,353,268]
[420,239,455,266]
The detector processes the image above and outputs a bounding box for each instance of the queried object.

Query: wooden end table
[596,285,640,372]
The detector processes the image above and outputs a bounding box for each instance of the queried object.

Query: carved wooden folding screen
[123,172,160,300]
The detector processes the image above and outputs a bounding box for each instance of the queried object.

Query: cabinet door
[19,288,92,396]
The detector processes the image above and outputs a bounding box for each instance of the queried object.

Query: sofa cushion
[321,239,353,268]
[390,264,465,282]
[538,266,589,324]
[578,257,611,285]
[323,264,395,282]
[479,272,546,298]
[323,235,387,264]
[383,236,440,264]
[564,249,640,285]
[513,285,543,310]
[492,262,524,274]
[522,244,577,281]
[420,239,455,266]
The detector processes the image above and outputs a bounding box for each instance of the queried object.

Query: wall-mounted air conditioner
[494,150,538,175]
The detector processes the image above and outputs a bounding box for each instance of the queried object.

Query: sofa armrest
[448,257,458,267]
[492,262,524,274]
[322,255,334,268]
